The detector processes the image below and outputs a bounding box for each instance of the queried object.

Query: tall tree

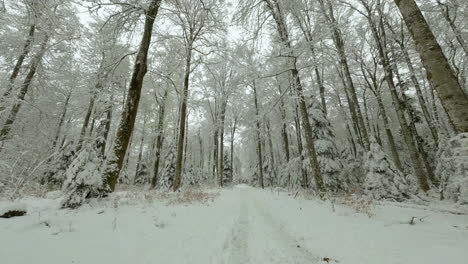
[171,0,221,191]
[102,0,162,192]
[393,0,468,133]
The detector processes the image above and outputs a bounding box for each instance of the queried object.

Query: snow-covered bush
[182,164,199,186]
[363,138,410,201]
[282,156,303,188]
[308,100,344,192]
[41,142,77,187]
[339,147,365,191]
[222,153,233,185]
[134,162,149,185]
[158,149,176,190]
[436,133,468,204]
[60,145,104,208]
[339,192,375,217]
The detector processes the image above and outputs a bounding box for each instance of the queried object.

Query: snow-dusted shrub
[60,146,104,208]
[436,133,468,204]
[339,191,375,217]
[363,138,410,201]
[166,187,219,206]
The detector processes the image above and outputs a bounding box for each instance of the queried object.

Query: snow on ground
[1,185,467,264]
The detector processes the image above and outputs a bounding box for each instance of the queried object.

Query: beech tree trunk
[102,0,161,192]
[394,0,468,133]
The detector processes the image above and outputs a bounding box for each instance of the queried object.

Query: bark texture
[102,0,161,192]
[394,0,468,133]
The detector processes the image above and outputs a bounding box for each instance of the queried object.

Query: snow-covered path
[219,186,321,263]
[1,185,467,264]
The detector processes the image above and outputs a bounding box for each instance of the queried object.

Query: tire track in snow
[248,191,322,264]
[220,191,250,264]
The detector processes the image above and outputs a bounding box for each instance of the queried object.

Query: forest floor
[1,185,467,264]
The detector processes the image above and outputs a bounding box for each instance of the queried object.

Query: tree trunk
[183,111,189,166]
[437,1,468,57]
[100,98,114,157]
[134,116,147,184]
[335,88,358,156]
[78,97,95,148]
[278,84,291,186]
[198,129,204,170]
[264,0,325,193]
[0,34,49,149]
[173,45,192,191]
[52,91,72,149]
[2,24,36,100]
[230,116,237,183]
[252,80,264,189]
[212,126,218,180]
[150,88,168,189]
[399,39,439,145]
[364,11,430,191]
[266,119,277,184]
[393,65,438,186]
[394,0,468,133]
[218,103,226,186]
[299,27,328,116]
[360,62,404,171]
[102,0,161,192]
[337,64,364,148]
[319,0,370,150]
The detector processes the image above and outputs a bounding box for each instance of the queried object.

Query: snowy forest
[0,0,468,263]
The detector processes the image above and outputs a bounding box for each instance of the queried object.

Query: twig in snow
[322,257,339,263]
